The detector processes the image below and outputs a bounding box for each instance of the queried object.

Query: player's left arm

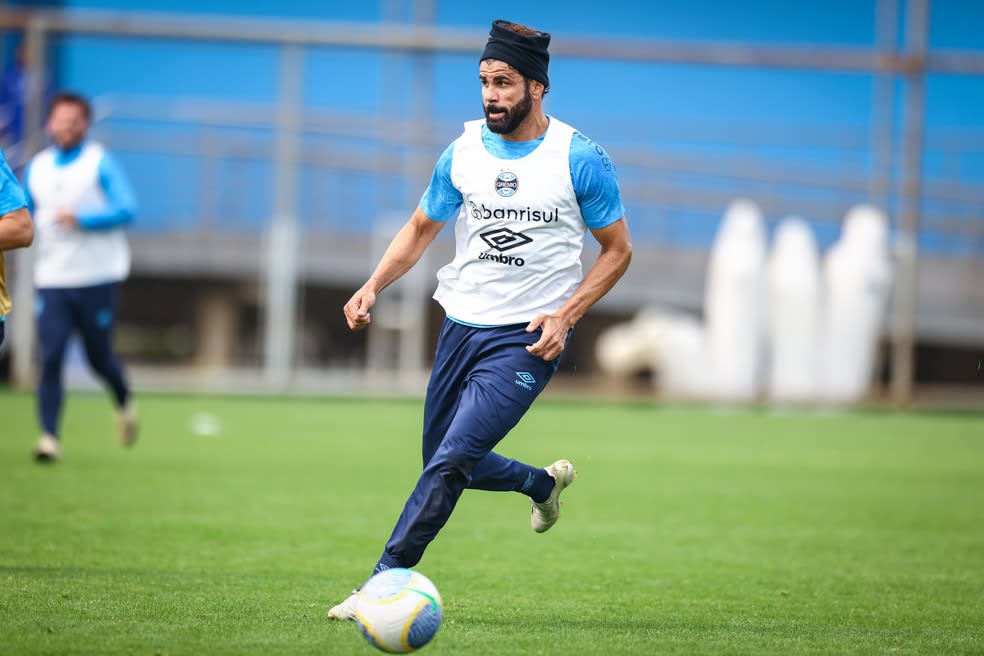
[526,133,632,361]
[59,151,137,230]
[526,219,631,360]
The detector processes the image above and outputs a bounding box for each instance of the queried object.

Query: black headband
[480,19,551,89]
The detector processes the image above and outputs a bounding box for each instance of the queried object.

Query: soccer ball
[354,568,443,653]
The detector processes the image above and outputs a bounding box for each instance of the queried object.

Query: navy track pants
[374,318,568,573]
[36,282,130,438]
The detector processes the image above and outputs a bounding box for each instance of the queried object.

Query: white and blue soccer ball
[354,568,443,653]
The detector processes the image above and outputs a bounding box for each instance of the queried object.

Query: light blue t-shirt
[23,141,137,230]
[420,122,625,230]
[0,148,27,216]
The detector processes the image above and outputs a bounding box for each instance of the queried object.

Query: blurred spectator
[23,91,138,462]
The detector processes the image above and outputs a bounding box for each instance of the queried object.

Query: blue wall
[8,0,984,253]
[14,0,984,130]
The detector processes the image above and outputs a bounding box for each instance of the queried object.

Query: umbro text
[479,252,526,266]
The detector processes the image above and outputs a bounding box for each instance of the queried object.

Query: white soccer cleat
[531,459,576,533]
[326,590,359,621]
[32,434,61,463]
[116,402,139,447]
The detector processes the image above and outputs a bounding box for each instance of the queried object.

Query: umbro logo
[480,228,532,252]
[515,371,536,390]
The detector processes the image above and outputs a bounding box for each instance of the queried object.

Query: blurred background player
[23,91,138,462]
[329,19,632,620]
[0,145,34,347]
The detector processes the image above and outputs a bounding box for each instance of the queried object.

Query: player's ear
[529,79,545,101]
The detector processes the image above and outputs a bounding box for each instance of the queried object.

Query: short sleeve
[0,151,27,215]
[569,132,625,230]
[418,142,463,222]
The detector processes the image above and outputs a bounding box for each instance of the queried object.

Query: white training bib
[434,117,586,326]
[29,142,131,288]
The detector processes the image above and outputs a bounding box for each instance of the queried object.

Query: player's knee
[89,359,123,384]
[427,448,475,483]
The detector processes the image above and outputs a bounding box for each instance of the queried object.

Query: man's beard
[484,83,533,135]
[54,133,84,150]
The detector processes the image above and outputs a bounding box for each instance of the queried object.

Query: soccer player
[24,91,138,462]
[328,19,632,619]
[0,147,34,347]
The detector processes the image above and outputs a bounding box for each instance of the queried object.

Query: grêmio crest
[494,171,518,197]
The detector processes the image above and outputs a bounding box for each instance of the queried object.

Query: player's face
[47,102,89,150]
[480,60,533,135]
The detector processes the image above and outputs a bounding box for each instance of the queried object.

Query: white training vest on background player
[29,142,131,288]
[435,117,586,326]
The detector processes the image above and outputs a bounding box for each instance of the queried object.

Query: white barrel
[595,319,657,378]
[703,199,767,401]
[644,309,707,399]
[766,216,821,402]
[820,204,893,403]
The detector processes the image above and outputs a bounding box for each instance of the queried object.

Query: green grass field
[1,389,982,655]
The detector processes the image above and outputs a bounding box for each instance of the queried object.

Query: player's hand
[525,313,572,361]
[343,287,376,331]
[55,210,78,229]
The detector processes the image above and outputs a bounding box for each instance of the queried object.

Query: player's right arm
[343,207,445,331]
[344,141,461,332]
